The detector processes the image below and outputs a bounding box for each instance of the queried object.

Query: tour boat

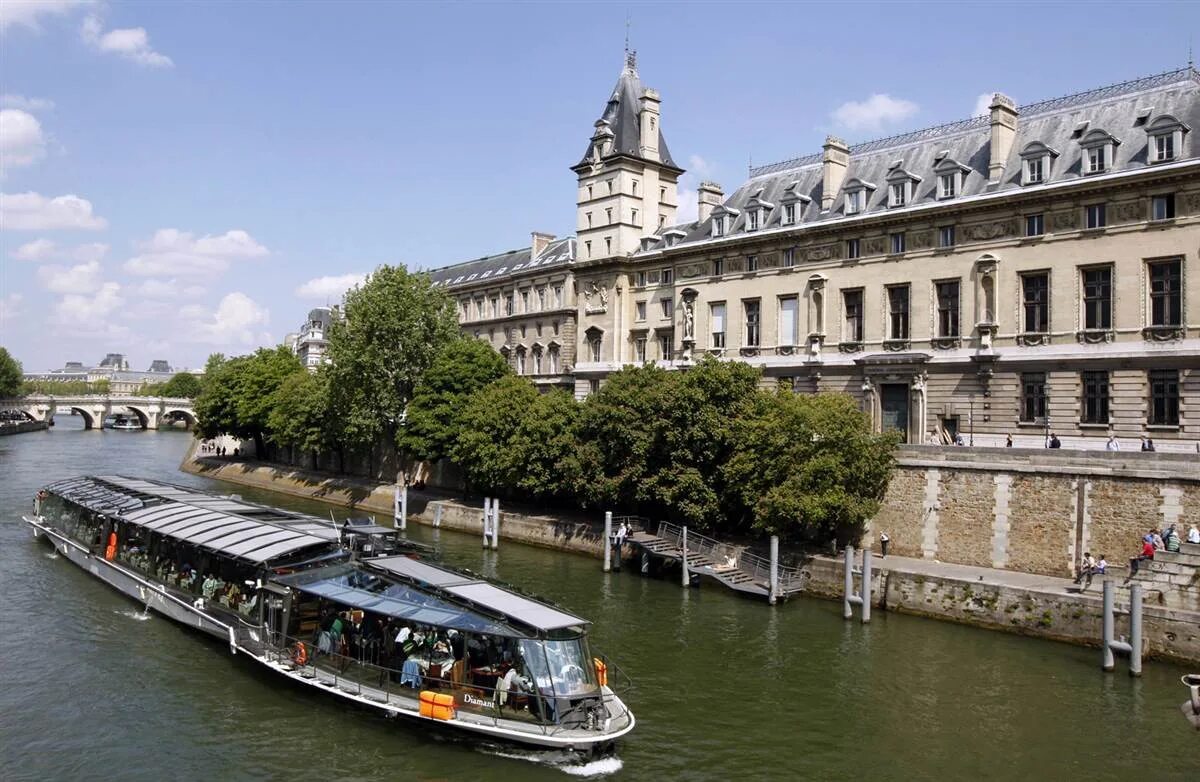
[23,476,635,753]
[105,415,142,431]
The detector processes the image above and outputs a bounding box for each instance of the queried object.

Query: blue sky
[2,0,1197,371]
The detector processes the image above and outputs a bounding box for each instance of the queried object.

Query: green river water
[1,418,1196,781]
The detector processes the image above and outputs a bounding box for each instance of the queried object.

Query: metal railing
[656,521,804,592]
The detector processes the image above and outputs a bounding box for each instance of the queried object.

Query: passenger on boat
[202,575,220,600]
[495,662,532,709]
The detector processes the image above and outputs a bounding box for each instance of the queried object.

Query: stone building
[431,58,1200,449]
[286,306,336,370]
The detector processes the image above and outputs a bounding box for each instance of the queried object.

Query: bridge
[0,395,198,430]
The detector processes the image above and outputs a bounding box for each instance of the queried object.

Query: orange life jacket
[104,532,117,561]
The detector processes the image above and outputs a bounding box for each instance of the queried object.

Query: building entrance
[881,383,910,443]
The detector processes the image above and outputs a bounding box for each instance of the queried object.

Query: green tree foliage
[194,347,302,453]
[19,379,111,395]
[722,391,900,546]
[194,354,246,441]
[451,376,581,501]
[402,339,511,462]
[576,357,760,528]
[325,265,460,457]
[0,347,24,397]
[268,368,335,457]
[138,372,203,398]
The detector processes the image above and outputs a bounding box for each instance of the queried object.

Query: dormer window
[783,204,795,224]
[885,167,921,208]
[1019,141,1059,186]
[713,216,725,237]
[1079,129,1119,176]
[779,181,810,226]
[748,210,760,231]
[710,205,739,238]
[842,178,875,216]
[742,189,773,233]
[938,174,956,199]
[1145,114,1189,164]
[933,157,970,200]
[846,190,863,214]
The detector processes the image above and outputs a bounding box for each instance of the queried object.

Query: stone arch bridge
[0,395,198,430]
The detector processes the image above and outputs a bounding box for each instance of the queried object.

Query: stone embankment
[182,446,1200,665]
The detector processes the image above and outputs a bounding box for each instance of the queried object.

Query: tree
[325,265,460,466]
[0,348,25,397]
[722,391,899,546]
[235,346,304,455]
[401,339,511,463]
[194,354,248,441]
[268,368,335,461]
[151,372,203,399]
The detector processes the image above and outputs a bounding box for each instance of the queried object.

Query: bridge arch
[118,405,152,429]
[162,408,197,430]
[69,407,101,430]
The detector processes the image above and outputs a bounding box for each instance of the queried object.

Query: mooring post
[860,546,872,624]
[433,503,442,528]
[491,499,500,550]
[482,497,491,548]
[399,484,408,532]
[1102,579,1116,672]
[1129,582,1143,677]
[768,535,779,605]
[603,511,613,573]
[843,545,856,619]
[393,485,401,529]
[681,526,690,587]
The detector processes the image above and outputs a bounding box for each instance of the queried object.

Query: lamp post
[1042,382,1050,448]
[968,394,975,447]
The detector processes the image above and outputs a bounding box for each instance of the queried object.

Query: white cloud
[51,281,124,330]
[123,228,269,277]
[135,278,205,299]
[38,259,102,294]
[831,93,919,134]
[295,273,366,299]
[973,93,995,118]
[0,108,47,173]
[0,94,55,112]
[0,293,23,325]
[81,14,172,68]
[71,241,108,263]
[0,0,85,34]
[184,292,271,347]
[10,237,56,261]
[0,191,107,230]
[675,155,716,224]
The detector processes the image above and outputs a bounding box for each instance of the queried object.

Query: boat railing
[258,633,632,737]
[656,521,804,592]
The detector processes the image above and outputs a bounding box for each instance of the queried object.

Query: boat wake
[114,608,152,622]
[44,551,60,560]
[477,747,623,777]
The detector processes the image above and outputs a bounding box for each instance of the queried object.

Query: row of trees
[194,264,898,544]
[136,372,204,398]
[0,348,22,398]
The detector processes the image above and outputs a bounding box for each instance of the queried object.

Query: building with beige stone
[432,58,1200,450]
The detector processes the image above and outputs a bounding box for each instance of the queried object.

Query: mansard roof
[637,66,1200,253]
[574,55,679,170]
[428,237,575,291]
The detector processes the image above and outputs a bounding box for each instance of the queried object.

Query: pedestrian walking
[879,530,890,557]
[1005,434,1013,448]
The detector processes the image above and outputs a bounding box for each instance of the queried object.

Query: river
[0,418,1195,781]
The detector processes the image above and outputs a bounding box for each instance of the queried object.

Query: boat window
[524,636,597,697]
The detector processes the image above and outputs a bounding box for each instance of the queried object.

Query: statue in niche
[583,280,609,313]
[683,299,695,339]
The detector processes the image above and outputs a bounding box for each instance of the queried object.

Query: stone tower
[571,52,685,262]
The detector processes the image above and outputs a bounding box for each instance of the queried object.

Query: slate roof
[575,55,679,170]
[428,237,576,291]
[639,67,1200,253]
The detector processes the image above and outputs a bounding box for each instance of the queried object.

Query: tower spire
[624,14,636,73]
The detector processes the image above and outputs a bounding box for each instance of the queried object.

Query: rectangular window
[1026,213,1044,237]
[890,182,907,207]
[1152,194,1175,221]
[632,208,639,225]
[712,258,724,276]
[661,268,674,285]
[710,302,726,348]
[1026,157,1044,184]
[784,204,795,224]
[537,287,546,309]
[659,214,666,228]
[634,337,647,363]
[779,296,799,346]
[490,296,499,318]
[939,174,957,198]
[938,225,956,248]
[846,238,860,259]
[1082,267,1112,330]
[783,248,795,267]
[746,255,758,272]
[1149,259,1182,327]
[1154,133,1175,162]
[632,180,638,196]
[843,290,864,342]
[713,217,725,237]
[520,289,529,312]
[744,300,761,347]
[1081,371,1109,424]
[748,210,760,230]
[533,351,543,374]
[589,335,602,362]
[1087,146,1106,174]
[887,285,910,340]
[658,330,674,360]
[548,347,560,374]
[890,232,906,254]
[553,285,563,306]
[661,297,673,318]
[846,191,863,214]
[504,294,514,316]
[1149,369,1180,426]
[659,186,665,200]
[635,301,646,321]
[586,212,592,228]
[605,237,612,254]
[1022,272,1049,333]
[1086,203,1106,229]
[635,271,646,287]
[936,280,960,337]
[605,207,612,224]
[1020,372,1046,422]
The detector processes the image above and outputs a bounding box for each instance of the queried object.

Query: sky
[2,1,1198,372]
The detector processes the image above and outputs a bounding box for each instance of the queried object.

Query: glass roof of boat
[365,555,587,632]
[274,564,520,636]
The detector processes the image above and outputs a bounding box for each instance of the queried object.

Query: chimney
[639,88,661,162]
[988,93,1018,184]
[697,181,724,223]
[531,232,555,259]
[821,136,850,211]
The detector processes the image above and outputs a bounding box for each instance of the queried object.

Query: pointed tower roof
[574,52,680,170]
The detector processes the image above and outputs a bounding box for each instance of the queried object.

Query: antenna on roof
[1189,35,1194,69]
[624,12,636,72]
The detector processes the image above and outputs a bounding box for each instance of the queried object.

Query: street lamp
[968,394,975,447]
[1041,382,1050,448]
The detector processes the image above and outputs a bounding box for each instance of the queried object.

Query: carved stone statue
[583,280,609,313]
[683,299,695,339]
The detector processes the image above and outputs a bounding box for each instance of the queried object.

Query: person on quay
[1048,433,1062,449]
[1128,537,1155,579]
[1073,552,1097,587]
[879,530,890,557]
[1106,435,1120,452]
[1140,436,1156,452]
[1189,525,1200,545]
[1165,525,1181,553]
[1005,434,1013,448]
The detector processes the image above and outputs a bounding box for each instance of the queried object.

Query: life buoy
[593,657,608,687]
[104,532,118,561]
[291,642,308,666]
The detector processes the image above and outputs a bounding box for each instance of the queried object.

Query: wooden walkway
[627,526,805,600]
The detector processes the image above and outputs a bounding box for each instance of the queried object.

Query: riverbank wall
[0,420,48,436]
[180,449,1200,664]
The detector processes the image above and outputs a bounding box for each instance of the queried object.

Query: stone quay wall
[870,447,1200,579]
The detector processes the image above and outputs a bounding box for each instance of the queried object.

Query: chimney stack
[821,136,850,211]
[531,232,555,259]
[988,93,1018,184]
[639,88,661,163]
[697,181,724,224]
